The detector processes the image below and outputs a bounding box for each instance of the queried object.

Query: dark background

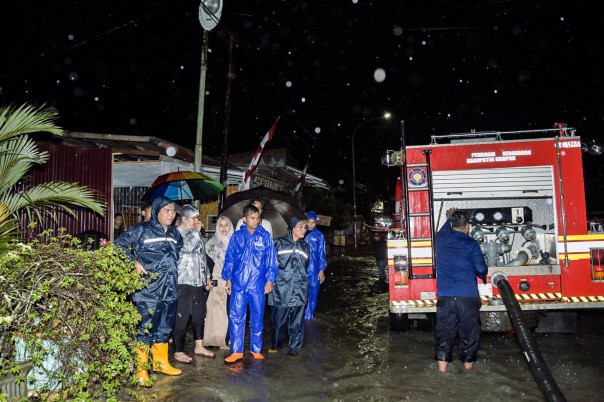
[2,1,602,214]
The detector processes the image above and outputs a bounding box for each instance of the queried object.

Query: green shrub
[0,230,145,401]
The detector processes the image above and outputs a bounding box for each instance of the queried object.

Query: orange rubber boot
[224,353,244,363]
[250,351,265,360]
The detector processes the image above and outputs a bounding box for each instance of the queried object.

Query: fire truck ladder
[404,149,436,279]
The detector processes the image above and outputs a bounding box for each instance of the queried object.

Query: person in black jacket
[114,197,183,386]
[370,232,389,294]
[268,216,311,356]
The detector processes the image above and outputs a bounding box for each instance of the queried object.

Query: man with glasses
[115,197,183,386]
[172,205,215,363]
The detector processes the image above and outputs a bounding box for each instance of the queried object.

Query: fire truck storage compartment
[431,165,558,268]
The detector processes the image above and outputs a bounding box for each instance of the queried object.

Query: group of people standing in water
[114,197,327,385]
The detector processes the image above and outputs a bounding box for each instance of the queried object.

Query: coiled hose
[491,272,566,402]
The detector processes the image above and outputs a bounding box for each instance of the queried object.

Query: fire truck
[382,125,604,332]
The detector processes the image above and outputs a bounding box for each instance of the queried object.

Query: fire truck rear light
[393,255,409,287]
[590,249,604,281]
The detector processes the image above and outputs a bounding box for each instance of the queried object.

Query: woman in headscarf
[203,215,234,349]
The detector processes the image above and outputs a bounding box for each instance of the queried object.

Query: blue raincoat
[303,227,327,320]
[114,197,183,344]
[222,224,278,354]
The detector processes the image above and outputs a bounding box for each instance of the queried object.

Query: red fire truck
[383,125,604,331]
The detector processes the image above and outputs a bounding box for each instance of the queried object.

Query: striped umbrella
[141,171,224,201]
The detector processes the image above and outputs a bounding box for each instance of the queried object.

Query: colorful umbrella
[221,186,305,238]
[141,171,224,201]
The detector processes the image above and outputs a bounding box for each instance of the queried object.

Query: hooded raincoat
[222,224,278,354]
[268,224,310,353]
[304,227,327,320]
[114,197,183,344]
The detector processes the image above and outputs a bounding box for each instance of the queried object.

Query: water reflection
[137,248,604,401]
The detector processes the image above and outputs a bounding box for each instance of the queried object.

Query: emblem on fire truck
[408,167,427,187]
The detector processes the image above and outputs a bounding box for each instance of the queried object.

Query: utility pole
[218,32,235,210]
[194,30,209,174]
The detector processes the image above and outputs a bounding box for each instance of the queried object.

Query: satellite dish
[390,151,405,166]
[199,0,222,30]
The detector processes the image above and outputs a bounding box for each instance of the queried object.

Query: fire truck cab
[385,126,604,332]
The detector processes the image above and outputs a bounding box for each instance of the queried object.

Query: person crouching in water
[269,216,311,356]
[222,203,278,363]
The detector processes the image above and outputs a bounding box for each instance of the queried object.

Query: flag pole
[243,116,281,190]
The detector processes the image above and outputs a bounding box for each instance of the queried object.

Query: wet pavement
[139,246,604,401]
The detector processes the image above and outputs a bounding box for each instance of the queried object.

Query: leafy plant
[0,102,105,247]
[0,230,145,401]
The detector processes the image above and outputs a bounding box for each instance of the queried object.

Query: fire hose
[491,272,566,402]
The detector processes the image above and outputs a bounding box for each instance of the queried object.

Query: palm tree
[0,102,105,248]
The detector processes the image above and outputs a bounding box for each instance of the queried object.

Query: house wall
[21,144,112,239]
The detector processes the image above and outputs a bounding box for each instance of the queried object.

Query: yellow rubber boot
[151,343,182,376]
[135,345,152,387]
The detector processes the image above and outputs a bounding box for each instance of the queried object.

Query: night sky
[2,1,603,212]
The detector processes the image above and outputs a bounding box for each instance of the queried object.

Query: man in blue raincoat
[114,197,183,386]
[303,211,327,320]
[222,203,278,363]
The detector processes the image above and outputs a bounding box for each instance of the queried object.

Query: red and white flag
[243,116,280,189]
[292,155,310,197]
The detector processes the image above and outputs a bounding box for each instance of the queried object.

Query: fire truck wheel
[389,313,410,332]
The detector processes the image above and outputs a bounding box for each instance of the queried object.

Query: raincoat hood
[288,216,306,229]
[152,196,176,222]
[306,211,318,220]
[287,215,307,241]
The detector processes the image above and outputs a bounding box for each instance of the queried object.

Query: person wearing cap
[222,203,279,363]
[303,211,327,320]
[268,216,310,356]
[114,197,183,386]
[172,205,215,363]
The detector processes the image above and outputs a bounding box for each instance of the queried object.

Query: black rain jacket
[268,230,310,307]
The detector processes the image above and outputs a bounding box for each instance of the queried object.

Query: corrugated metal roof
[21,144,112,238]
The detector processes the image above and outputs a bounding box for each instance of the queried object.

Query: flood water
[140,246,604,401]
